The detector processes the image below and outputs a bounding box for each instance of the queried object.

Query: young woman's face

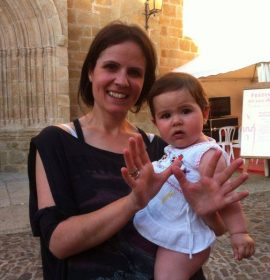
[89,41,146,116]
[152,89,209,148]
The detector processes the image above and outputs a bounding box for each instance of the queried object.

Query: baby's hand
[230,233,255,261]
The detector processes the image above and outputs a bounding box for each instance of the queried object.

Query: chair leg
[230,144,235,160]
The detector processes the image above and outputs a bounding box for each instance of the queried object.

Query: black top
[28,120,205,280]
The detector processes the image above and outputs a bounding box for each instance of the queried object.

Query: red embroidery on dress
[167,179,182,193]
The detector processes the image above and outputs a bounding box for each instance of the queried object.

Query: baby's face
[152,89,208,148]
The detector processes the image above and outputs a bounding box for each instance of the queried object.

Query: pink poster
[241,87,270,157]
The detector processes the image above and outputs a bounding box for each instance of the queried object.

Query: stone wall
[0,0,197,172]
[0,0,69,172]
[0,129,37,172]
[67,0,197,132]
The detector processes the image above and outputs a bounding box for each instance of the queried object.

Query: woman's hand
[121,134,172,210]
[121,135,249,216]
[172,150,249,216]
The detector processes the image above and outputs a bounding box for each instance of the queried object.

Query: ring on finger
[128,168,140,180]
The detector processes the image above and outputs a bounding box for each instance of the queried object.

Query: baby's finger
[237,245,246,261]
[233,247,240,261]
[246,243,255,259]
[251,243,256,256]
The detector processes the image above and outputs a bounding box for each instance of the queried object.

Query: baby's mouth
[173,130,185,138]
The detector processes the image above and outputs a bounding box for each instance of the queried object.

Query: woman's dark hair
[148,72,209,117]
[78,21,157,113]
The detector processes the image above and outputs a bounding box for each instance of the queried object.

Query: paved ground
[0,171,269,280]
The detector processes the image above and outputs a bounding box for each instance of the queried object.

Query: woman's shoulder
[34,125,65,139]
[137,128,167,161]
[137,128,164,144]
[31,124,76,148]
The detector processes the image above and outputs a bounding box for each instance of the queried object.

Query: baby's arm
[199,149,255,260]
[219,202,255,260]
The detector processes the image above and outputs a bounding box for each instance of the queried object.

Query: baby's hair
[147,72,209,117]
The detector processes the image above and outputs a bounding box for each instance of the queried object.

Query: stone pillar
[0,0,69,172]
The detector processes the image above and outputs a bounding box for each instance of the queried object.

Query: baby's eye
[182,108,192,114]
[160,112,171,119]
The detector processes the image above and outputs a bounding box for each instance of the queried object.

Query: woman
[28,21,248,280]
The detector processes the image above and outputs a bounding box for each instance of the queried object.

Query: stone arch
[0,0,69,172]
[0,0,68,129]
[0,0,65,50]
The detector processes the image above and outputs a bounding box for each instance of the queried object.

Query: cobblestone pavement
[0,172,269,279]
[0,231,43,280]
[203,190,270,280]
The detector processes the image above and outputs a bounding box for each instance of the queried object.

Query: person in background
[28,21,249,280]
[128,72,255,280]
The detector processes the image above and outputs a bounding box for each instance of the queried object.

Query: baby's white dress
[134,139,228,256]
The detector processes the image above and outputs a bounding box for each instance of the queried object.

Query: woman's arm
[36,151,143,259]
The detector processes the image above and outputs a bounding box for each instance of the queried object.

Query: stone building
[0,0,197,172]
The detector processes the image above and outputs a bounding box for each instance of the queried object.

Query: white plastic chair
[217,126,236,161]
[232,126,241,150]
[232,126,245,163]
[232,127,258,164]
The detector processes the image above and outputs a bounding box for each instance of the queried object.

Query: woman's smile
[108,91,128,99]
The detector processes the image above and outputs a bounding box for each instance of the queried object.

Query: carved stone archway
[0,0,69,172]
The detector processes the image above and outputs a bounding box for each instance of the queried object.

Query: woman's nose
[114,71,129,87]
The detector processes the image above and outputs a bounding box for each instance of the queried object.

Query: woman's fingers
[125,135,149,171]
[123,136,142,172]
[221,172,249,196]
[217,157,246,186]
[171,164,187,187]
[128,137,140,167]
[123,147,135,172]
[135,134,149,165]
[203,150,246,186]
[203,149,222,177]
[224,190,249,206]
[121,167,137,189]
[172,162,249,215]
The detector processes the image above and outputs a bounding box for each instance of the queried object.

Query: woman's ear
[88,71,92,83]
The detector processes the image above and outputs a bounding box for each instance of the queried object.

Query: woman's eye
[104,63,118,71]
[128,68,143,77]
